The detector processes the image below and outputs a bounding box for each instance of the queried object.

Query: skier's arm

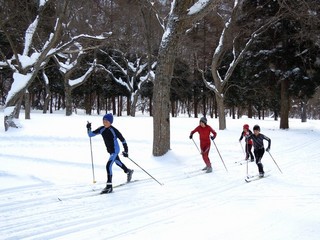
[239,131,244,141]
[86,122,95,137]
[87,126,103,137]
[264,135,271,151]
[122,141,128,156]
[189,126,199,139]
[88,131,96,137]
[210,127,217,140]
[114,128,129,157]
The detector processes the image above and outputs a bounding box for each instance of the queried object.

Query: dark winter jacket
[239,130,253,145]
[88,126,128,154]
[246,133,271,150]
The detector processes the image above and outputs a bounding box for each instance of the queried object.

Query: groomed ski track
[1,163,274,240]
[1,114,320,240]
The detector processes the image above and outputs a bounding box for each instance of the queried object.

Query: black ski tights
[254,148,265,173]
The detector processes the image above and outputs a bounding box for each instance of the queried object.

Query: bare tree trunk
[153,52,174,155]
[194,93,199,118]
[152,0,218,156]
[65,82,73,116]
[280,79,290,129]
[127,96,131,116]
[301,98,307,123]
[130,93,139,117]
[274,110,278,121]
[50,96,53,113]
[96,93,100,115]
[25,91,31,119]
[85,94,92,115]
[43,85,51,114]
[116,96,122,116]
[149,96,152,116]
[112,96,116,115]
[153,3,187,156]
[216,95,226,130]
[231,106,235,119]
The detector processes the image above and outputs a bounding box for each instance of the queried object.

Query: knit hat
[103,113,113,124]
[243,124,249,130]
[200,117,207,125]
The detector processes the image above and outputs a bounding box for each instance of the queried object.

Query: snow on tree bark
[152,0,218,156]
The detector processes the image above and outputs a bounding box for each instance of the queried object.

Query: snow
[188,0,211,15]
[1,110,320,240]
[5,73,32,105]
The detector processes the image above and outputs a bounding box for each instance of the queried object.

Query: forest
[1,0,320,155]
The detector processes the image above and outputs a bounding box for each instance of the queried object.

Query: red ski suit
[190,125,217,167]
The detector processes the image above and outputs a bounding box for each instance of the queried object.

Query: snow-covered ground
[1,110,320,240]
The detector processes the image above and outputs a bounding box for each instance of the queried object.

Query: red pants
[201,142,211,166]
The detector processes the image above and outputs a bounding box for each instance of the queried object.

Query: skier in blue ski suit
[86,113,133,194]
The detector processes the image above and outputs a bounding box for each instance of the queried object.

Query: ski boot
[100,183,113,194]
[127,169,134,182]
[202,166,208,171]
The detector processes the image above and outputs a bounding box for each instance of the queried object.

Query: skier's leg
[115,155,129,172]
[101,155,116,194]
[202,146,212,173]
[245,144,249,160]
[115,155,134,182]
[255,149,265,176]
[248,144,254,161]
[106,153,117,177]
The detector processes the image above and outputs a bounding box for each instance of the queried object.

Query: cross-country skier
[189,117,217,173]
[239,124,254,161]
[86,113,134,194]
[246,124,271,177]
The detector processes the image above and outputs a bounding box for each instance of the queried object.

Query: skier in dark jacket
[246,124,271,177]
[86,113,133,194]
[189,117,217,173]
[239,124,254,161]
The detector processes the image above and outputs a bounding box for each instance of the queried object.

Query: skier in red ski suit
[189,117,217,173]
[239,124,254,161]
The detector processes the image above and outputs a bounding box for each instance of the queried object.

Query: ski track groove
[0,167,245,240]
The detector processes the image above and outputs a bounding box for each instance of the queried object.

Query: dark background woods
[1,0,320,123]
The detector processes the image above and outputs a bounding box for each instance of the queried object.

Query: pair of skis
[57,179,141,201]
[235,159,271,183]
[234,159,254,165]
[245,171,271,182]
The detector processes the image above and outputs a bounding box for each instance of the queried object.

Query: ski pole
[267,151,283,173]
[246,157,249,176]
[87,121,96,184]
[126,156,163,186]
[192,138,201,154]
[243,142,249,176]
[212,140,228,172]
[89,136,97,183]
[239,141,245,156]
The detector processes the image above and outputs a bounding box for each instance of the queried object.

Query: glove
[122,151,128,157]
[123,143,128,153]
[86,122,91,131]
[210,135,215,141]
[266,147,270,152]
[189,134,193,139]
